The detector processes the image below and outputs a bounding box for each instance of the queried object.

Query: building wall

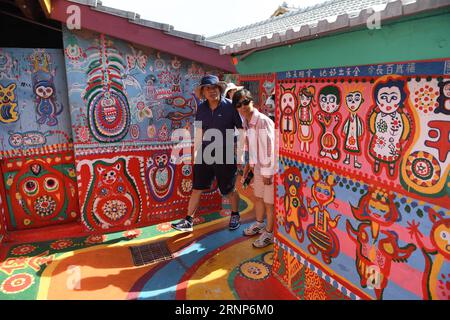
[0,48,79,233]
[231,10,450,300]
[63,27,222,233]
[235,10,450,75]
[273,59,449,300]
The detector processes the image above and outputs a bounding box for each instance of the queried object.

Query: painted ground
[0,189,296,300]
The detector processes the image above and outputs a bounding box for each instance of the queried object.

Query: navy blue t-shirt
[195,98,243,162]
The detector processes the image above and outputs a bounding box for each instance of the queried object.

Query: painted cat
[0,83,19,123]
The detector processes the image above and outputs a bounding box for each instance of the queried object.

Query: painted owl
[83,159,141,231]
[34,80,62,126]
[10,159,78,229]
[146,152,175,202]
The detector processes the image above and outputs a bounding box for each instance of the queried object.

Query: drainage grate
[129,241,173,266]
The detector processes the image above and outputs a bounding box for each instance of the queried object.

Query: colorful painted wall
[273,59,449,300]
[63,27,222,233]
[0,48,79,234]
[234,10,450,75]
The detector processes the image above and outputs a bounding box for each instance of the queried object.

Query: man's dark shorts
[193,163,237,196]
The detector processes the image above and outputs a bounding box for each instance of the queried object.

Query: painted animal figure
[34,80,62,126]
[83,159,141,231]
[306,171,341,264]
[279,85,298,150]
[0,83,19,123]
[165,97,196,129]
[407,209,450,300]
[316,85,341,161]
[283,167,308,243]
[347,188,416,300]
[11,159,78,228]
[368,77,412,177]
[346,222,416,300]
[146,152,175,202]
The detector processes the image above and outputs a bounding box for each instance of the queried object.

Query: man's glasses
[235,99,251,109]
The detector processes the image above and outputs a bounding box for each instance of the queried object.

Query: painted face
[0,83,16,104]
[431,220,450,259]
[314,182,333,204]
[443,83,450,98]
[35,85,54,99]
[281,92,295,113]
[9,133,22,147]
[286,173,301,196]
[377,86,401,113]
[300,93,312,107]
[346,91,363,112]
[319,94,339,113]
[97,164,120,185]
[367,199,391,224]
[18,164,64,219]
[155,154,169,168]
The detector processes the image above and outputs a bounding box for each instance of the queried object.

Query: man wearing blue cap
[171,75,244,232]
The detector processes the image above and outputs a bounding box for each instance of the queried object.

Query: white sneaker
[252,231,274,248]
[243,222,265,236]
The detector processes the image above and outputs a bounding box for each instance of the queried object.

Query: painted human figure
[368,78,411,177]
[342,91,364,168]
[279,85,298,150]
[297,86,315,152]
[435,79,450,115]
[346,188,416,300]
[316,85,341,161]
[283,167,308,243]
[306,171,341,264]
[407,208,450,300]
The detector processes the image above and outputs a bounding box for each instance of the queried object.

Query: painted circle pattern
[0,273,35,294]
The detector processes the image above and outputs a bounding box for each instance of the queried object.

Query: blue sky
[101,0,329,37]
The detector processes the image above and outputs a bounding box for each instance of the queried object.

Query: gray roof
[207,0,450,54]
[68,0,221,49]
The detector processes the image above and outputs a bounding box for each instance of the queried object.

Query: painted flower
[0,273,35,294]
[85,234,105,245]
[124,229,142,239]
[239,261,270,281]
[76,126,90,143]
[348,136,356,146]
[158,71,171,85]
[156,222,172,233]
[376,120,388,133]
[11,245,37,256]
[50,239,74,250]
[102,200,127,221]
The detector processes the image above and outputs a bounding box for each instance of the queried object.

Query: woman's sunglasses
[235,99,252,109]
